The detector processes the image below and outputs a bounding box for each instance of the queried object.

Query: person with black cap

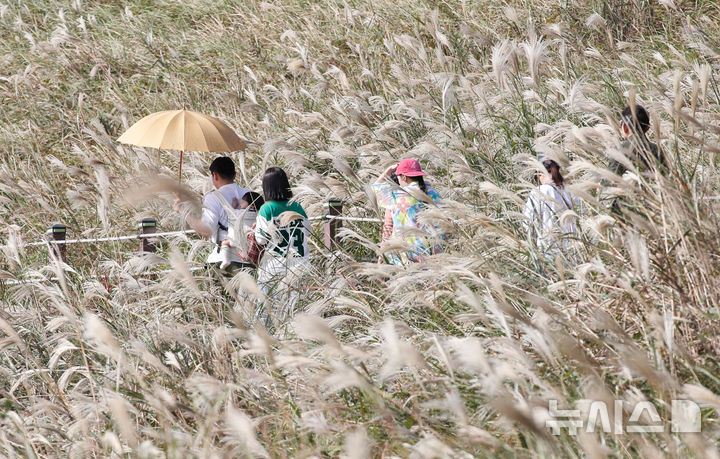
[522,155,582,258]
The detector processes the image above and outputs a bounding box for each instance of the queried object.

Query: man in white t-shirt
[173,156,250,268]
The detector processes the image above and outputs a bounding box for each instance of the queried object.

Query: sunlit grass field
[1,0,720,456]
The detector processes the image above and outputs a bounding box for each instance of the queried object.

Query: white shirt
[200,183,250,263]
[522,183,581,255]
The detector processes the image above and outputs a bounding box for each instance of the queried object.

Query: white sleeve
[201,194,221,231]
[254,213,271,246]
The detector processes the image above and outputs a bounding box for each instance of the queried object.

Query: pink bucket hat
[395,158,426,177]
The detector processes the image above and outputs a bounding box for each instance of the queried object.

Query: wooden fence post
[49,223,67,262]
[323,198,343,250]
[139,218,157,252]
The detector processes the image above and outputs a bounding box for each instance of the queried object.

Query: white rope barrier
[331,216,383,223]
[141,229,197,238]
[5,190,720,251]
[8,213,505,250]
[310,215,383,223]
[21,230,197,247]
[11,216,384,250]
[307,215,383,223]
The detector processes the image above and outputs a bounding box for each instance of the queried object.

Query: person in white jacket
[522,155,581,259]
[173,156,251,271]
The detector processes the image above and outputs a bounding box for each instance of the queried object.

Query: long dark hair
[262,167,293,201]
[406,175,428,192]
[543,160,564,188]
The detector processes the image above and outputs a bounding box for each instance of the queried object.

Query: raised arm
[174,197,213,239]
[373,164,399,210]
[375,164,397,184]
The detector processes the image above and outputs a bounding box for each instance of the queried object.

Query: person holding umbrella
[117,109,254,271]
[173,156,252,271]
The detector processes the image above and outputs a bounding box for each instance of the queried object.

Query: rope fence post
[49,223,67,262]
[323,198,343,251]
[139,218,157,253]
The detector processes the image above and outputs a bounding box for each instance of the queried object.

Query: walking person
[607,104,667,218]
[523,155,581,260]
[608,104,666,178]
[373,159,444,264]
[253,167,311,330]
[173,156,252,272]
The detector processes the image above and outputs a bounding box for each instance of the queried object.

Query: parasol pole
[178,149,183,182]
[178,110,186,183]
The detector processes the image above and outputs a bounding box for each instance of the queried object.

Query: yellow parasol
[117,109,246,181]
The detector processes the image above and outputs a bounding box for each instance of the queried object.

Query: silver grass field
[1,0,720,457]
